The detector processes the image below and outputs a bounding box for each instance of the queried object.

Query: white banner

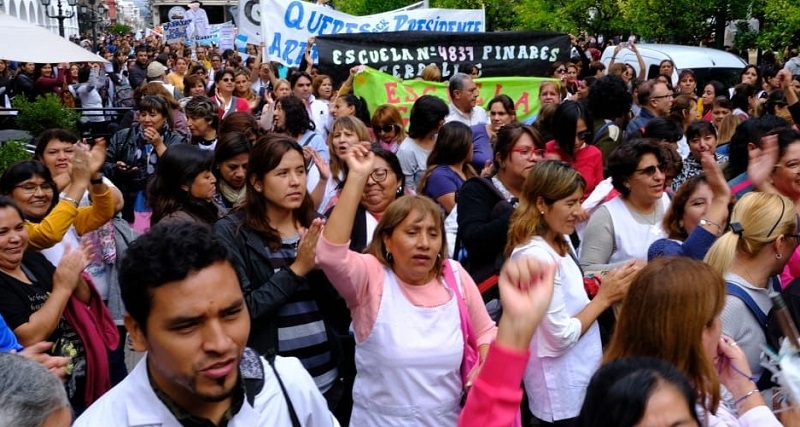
[237,0,485,67]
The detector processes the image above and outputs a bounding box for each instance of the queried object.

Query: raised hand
[342,141,375,177]
[69,147,92,185]
[496,256,557,350]
[291,217,325,277]
[307,147,331,181]
[53,243,90,294]
[700,150,730,200]
[748,133,779,192]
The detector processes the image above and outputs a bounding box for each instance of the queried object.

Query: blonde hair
[704,192,797,275]
[421,64,442,82]
[233,68,256,100]
[717,113,744,145]
[364,196,448,275]
[505,161,586,257]
[327,116,371,182]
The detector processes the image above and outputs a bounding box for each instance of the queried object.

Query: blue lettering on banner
[285,1,304,29]
[391,15,481,33]
[269,32,307,64]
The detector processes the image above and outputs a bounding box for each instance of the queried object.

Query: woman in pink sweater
[318,142,496,426]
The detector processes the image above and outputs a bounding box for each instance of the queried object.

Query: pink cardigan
[316,236,496,345]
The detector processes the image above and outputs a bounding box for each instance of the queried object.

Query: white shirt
[445,103,488,126]
[74,354,339,427]
[512,237,601,421]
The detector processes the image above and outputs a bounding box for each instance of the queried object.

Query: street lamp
[80,0,103,52]
[40,0,77,37]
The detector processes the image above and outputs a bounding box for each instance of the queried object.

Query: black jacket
[213,211,352,373]
[456,177,514,284]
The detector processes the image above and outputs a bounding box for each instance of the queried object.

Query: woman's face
[10,175,54,220]
[382,210,442,285]
[41,64,53,77]
[234,74,250,94]
[273,102,286,129]
[622,67,634,83]
[253,149,306,211]
[634,384,699,427]
[361,157,400,215]
[502,133,541,183]
[679,75,696,94]
[70,65,79,78]
[541,187,584,236]
[318,78,333,100]
[489,102,514,131]
[187,115,212,137]
[687,102,698,122]
[574,119,588,149]
[741,67,758,85]
[792,79,800,97]
[702,315,722,366]
[24,62,35,73]
[566,66,578,84]
[274,83,291,98]
[539,85,560,105]
[175,58,187,73]
[331,127,360,158]
[680,182,712,236]
[40,139,76,178]
[219,153,248,190]
[0,61,7,73]
[140,109,167,131]
[188,170,217,201]
[659,61,674,77]
[626,153,665,203]
[711,105,731,128]
[0,206,28,269]
[772,141,800,200]
[688,132,717,160]
[376,123,400,143]
[331,98,354,120]
[217,73,235,95]
[190,81,206,97]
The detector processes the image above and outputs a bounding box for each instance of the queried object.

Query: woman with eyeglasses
[671,121,728,191]
[417,121,478,215]
[472,95,517,172]
[704,192,797,388]
[545,101,603,200]
[371,104,406,153]
[105,95,187,229]
[456,123,545,319]
[579,140,670,273]
[506,160,636,426]
[210,69,250,120]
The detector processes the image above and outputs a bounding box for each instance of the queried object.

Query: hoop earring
[776,253,783,260]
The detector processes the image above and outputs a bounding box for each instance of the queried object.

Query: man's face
[126,262,250,408]
[649,82,674,117]
[196,48,207,60]
[293,76,312,101]
[136,50,148,65]
[211,56,223,70]
[455,76,479,110]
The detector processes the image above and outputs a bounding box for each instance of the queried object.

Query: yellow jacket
[26,188,115,250]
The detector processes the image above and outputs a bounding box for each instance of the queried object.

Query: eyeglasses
[576,130,592,142]
[221,78,234,82]
[511,147,545,159]
[635,163,667,176]
[377,124,400,134]
[555,68,566,74]
[651,93,674,100]
[15,182,54,195]
[369,168,390,182]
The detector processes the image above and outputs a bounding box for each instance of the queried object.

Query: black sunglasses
[577,130,592,141]
[377,124,400,133]
[635,163,667,176]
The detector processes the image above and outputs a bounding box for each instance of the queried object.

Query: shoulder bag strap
[442,260,475,345]
[726,282,768,327]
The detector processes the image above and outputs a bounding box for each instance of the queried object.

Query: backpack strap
[299,131,315,147]
[593,121,612,144]
[726,282,768,328]
[265,351,302,427]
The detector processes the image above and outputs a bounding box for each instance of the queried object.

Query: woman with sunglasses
[579,140,670,272]
[472,95,517,172]
[544,101,603,200]
[210,69,250,120]
[371,104,406,153]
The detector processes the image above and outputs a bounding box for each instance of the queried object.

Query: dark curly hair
[587,75,632,121]
[276,95,315,138]
[608,139,666,197]
[120,222,232,330]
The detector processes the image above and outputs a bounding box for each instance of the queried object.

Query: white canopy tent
[0,12,107,63]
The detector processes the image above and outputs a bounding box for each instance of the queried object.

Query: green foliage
[12,94,79,136]
[0,139,32,175]
[109,23,133,36]
[734,21,758,50]
[756,0,800,50]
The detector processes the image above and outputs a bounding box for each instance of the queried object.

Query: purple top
[647,226,718,261]
[423,165,465,200]
[470,124,494,171]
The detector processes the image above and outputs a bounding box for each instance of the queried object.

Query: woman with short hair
[471,95,516,171]
[371,104,406,153]
[397,95,449,192]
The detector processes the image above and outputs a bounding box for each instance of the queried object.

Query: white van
[600,44,747,89]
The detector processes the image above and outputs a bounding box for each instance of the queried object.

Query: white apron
[605,193,670,264]
[349,268,463,426]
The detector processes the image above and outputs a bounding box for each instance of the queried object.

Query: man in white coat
[73,222,339,427]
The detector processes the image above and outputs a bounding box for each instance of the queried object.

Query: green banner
[353,67,559,125]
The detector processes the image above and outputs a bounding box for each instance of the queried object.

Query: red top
[544,140,604,199]
[216,96,252,120]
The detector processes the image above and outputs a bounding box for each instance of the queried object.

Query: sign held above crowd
[236,0,485,68]
[316,31,570,84]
